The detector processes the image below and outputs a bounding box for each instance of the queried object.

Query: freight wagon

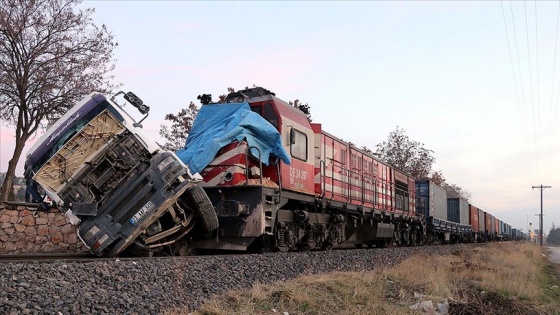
[414,181,471,243]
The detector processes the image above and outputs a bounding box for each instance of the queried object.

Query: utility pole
[532,185,551,246]
[535,214,545,244]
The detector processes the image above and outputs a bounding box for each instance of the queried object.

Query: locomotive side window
[395,180,409,211]
[263,103,278,129]
[290,128,307,161]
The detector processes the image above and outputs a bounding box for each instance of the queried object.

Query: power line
[524,1,539,181]
[545,1,560,169]
[534,0,542,181]
[510,1,537,177]
[503,1,534,178]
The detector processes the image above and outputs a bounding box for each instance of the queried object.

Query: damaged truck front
[24,92,217,257]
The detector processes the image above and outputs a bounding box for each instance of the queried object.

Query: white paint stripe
[208,144,248,165]
[202,164,246,186]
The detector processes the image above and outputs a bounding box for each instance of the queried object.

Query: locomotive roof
[227,87,312,127]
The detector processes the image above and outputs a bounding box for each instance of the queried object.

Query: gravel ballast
[0,244,478,314]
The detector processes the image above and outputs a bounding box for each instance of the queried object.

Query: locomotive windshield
[250,103,279,129]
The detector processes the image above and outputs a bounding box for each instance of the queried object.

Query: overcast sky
[1,1,559,234]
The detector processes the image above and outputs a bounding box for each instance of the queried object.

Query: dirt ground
[447,246,560,315]
[448,291,538,315]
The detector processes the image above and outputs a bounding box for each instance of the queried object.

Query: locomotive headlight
[226,93,245,103]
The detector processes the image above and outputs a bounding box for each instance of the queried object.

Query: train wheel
[354,243,363,249]
[299,243,311,251]
[409,230,417,246]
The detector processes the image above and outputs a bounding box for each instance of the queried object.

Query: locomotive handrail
[327,158,335,202]
[345,167,351,202]
[275,160,282,204]
[319,159,326,198]
[244,146,263,185]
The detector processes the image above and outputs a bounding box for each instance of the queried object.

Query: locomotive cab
[199,87,315,195]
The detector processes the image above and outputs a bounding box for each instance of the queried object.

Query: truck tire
[185,185,218,233]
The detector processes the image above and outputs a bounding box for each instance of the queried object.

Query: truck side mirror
[124,92,150,115]
[124,92,143,107]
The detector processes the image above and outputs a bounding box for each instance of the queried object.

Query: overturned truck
[24,92,217,257]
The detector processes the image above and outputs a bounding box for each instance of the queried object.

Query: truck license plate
[129,201,155,226]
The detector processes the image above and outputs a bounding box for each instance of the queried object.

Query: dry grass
[385,242,542,301]
[184,272,408,315]
[163,242,559,315]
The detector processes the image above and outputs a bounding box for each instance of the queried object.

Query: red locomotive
[181,87,426,252]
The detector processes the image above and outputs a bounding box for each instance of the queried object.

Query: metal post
[532,185,551,246]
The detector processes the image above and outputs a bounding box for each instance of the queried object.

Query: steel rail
[0,253,98,264]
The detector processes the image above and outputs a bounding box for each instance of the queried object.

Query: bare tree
[289,99,312,122]
[430,170,446,186]
[161,87,238,151]
[429,170,471,201]
[375,126,435,179]
[0,0,118,200]
[218,87,236,102]
[444,182,471,201]
[159,101,199,151]
[360,146,373,154]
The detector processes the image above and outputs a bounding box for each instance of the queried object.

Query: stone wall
[0,204,87,254]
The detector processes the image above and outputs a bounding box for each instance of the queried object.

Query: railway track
[0,252,98,263]
[0,251,222,263]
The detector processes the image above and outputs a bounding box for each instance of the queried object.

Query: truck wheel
[184,185,218,233]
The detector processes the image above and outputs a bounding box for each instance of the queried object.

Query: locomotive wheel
[376,240,388,248]
[184,185,218,233]
[409,229,417,246]
[354,243,363,249]
[298,242,311,251]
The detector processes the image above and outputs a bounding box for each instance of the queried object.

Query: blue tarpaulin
[176,102,291,174]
